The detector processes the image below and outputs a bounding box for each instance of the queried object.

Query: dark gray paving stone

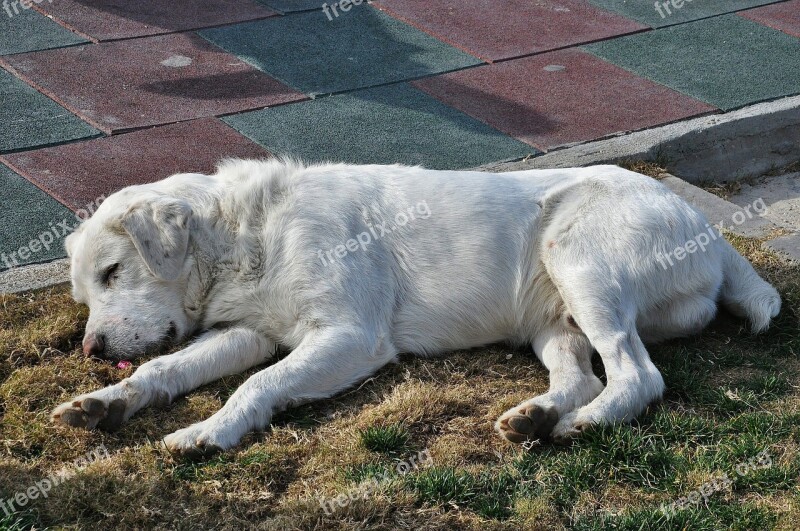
[200,5,482,95]
[0,5,86,56]
[0,67,99,153]
[0,163,75,270]
[584,15,800,111]
[223,83,536,169]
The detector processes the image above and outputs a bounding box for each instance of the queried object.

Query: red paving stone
[372,0,646,62]
[0,119,272,211]
[740,0,800,38]
[33,0,276,42]
[412,48,718,150]
[0,33,305,134]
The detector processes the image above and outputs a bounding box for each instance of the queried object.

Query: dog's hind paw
[551,411,595,445]
[52,396,127,431]
[495,404,559,444]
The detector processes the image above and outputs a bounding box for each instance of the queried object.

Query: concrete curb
[767,233,800,262]
[0,259,70,294]
[659,175,798,263]
[477,94,800,184]
[659,176,778,239]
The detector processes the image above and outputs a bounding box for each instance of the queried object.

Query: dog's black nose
[82,333,106,358]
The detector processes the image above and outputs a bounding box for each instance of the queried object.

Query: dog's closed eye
[101,263,120,287]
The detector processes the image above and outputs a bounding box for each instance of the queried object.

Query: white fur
[52,159,781,453]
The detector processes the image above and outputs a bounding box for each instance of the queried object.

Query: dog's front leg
[52,328,274,431]
[163,326,396,457]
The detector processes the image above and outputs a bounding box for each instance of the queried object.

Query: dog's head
[67,187,196,360]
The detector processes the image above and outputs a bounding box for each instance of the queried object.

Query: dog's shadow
[103,342,541,459]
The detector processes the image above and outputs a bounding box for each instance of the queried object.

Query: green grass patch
[342,461,394,484]
[170,453,234,482]
[0,510,39,531]
[405,466,517,519]
[358,424,410,455]
[573,500,777,531]
[514,423,683,509]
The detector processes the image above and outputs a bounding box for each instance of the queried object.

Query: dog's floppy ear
[120,196,193,281]
[64,226,82,258]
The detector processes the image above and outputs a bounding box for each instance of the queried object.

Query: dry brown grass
[616,160,669,179]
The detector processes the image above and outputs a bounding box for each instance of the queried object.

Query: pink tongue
[116,361,132,369]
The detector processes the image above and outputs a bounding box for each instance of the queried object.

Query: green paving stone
[590,0,783,28]
[0,6,86,55]
[0,163,74,270]
[199,5,481,95]
[583,15,800,111]
[0,68,99,153]
[222,83,536,169]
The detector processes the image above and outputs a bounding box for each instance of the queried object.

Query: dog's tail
[718,240,781,333]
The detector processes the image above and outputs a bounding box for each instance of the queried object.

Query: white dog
[52,159,780,456]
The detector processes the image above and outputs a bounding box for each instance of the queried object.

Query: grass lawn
[0,234,798,530]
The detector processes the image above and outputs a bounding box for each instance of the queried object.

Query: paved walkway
[1,0,799,270]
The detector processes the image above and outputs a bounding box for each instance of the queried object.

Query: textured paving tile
[0,5,86,55]
[740,0,800,38]
[257,0,327,13]
[0,163,75,270]
[584,15,800,111]
[0,33,306,134]
[200,5,481,95]
[223,83,536,169]
[0,67,99,154]
[590,0,784,28]
[413,48,715,151]
[373,0,645,62]
[0,119,271,211]
[35,0,276,41]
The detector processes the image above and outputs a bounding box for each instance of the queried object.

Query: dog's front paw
[496,403,559,444]
[163,422,234,459]
[52,396,127,431]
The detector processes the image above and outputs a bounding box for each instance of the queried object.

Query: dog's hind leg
[495,323,603,444]
[545,267,665,443]
[163,325,398,457]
